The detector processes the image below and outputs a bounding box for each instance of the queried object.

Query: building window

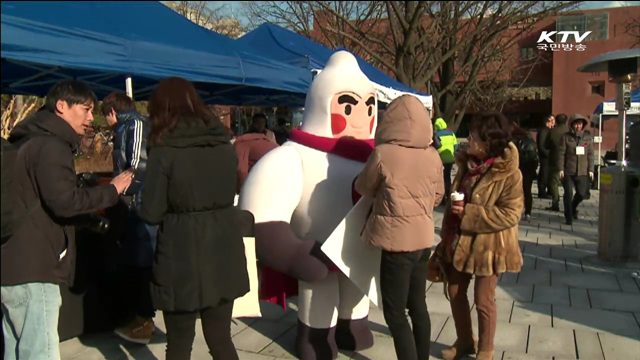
[520,47,536,60]
[556,12,609,42]
[590,81,605,97]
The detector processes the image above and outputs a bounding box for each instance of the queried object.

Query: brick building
[309,5,639,150]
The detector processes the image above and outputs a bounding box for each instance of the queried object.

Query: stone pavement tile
[527,325,576,359]
[522,254,537,270]
[496,299,515,323]
[501,272,519,285]
[617,274,640,294]
[429,313,450,342]
[503,352,552,359]
[568,288,591,308]
[574,242,598,253]
[550,272,620,291]
[357,333,397,360]
[537,236,564,246]
[588,290,640,312]
[536,257,566,272]
[598,333,640,360]
[233,319,295,353]
[238,350,279,359]
[518,269,550,285]
[511,302,552,327]
[532,285,570,306]
[232,318,258,336]
[551,246,593,260]
[524,244,552,258]
[257,326,297,359]
[562,239,577,248]
[496,284,533,303]
[565,259,583,273]
[260,301,293,322]
[493,322,529,353]
[426,288,457,316]
[528,229,552,241]
[60,334,127,360]
[574,329,605,360]
[552,305,640,338]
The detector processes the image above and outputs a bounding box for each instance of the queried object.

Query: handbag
[427,243,451,301]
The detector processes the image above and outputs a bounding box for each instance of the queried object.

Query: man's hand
[560,171,565,180]
[589,172,594,182]
[451,204,465,218]
[110,170,134,195]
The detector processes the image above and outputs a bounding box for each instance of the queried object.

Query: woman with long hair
[437,112,524,360]
[139,77,249,360]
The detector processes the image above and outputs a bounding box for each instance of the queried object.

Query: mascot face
[301,51,377,140]
[330,91,376,138]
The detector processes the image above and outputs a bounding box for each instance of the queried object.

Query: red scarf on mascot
[259,128,375,309]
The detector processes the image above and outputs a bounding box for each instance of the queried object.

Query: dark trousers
[549,171,562,208]
[538,158,550,197]
[563,175,590,223]
[443,163,454,202]
[123,266,155,319]
[522,168,536,216]
[380,249,432,360]
[163,302,238,360]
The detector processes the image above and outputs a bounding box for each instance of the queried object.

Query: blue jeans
[1,283,62,360]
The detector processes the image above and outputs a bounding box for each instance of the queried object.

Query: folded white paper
[320,197,383,308]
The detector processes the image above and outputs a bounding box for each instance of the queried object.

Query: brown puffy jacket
[355,95,444,252]
[447,142,524,276]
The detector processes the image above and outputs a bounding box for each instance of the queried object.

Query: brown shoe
[114,316,155,345]
[441,338,478,360]
[476,350,495,360]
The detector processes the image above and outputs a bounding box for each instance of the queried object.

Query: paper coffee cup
[451,192,464,206]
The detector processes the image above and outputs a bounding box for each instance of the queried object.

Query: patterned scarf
[440,156,496,262]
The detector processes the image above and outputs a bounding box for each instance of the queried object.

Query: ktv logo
[536,31,592,52]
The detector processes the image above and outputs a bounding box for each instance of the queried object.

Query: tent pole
[598,113,602,190]
[126,76,133,99]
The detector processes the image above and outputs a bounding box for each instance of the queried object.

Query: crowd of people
[0,74,595,360]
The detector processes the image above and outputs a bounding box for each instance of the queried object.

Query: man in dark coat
[536,115,555,198]
[100,92,155,344]
[545,113,569,211]
[1,80,132,359]
[558,114,594,225]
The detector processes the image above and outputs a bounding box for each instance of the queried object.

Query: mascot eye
[368,106,373,117]
[345,105,352,115]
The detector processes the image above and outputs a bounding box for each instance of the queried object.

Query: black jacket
[536,127,551,160]
[139,118,249,311]
[1,110,119,286]
[112,110,149,197]
[546,124,570,172]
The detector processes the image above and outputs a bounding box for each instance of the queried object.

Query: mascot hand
[255,221,329,282]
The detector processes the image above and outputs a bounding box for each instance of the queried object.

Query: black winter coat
[2,110,119,286]
[139,118,249,311]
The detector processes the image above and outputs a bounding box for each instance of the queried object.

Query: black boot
[335,317,374,352]
[295,320,338,360]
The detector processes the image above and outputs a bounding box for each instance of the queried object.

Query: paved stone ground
[60,183,640,360]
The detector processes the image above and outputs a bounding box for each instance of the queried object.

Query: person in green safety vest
[434,118,459,204]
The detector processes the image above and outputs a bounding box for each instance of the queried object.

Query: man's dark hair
[45,80,98,113]
[555,114,568,125]
[101,92,135,116]
[542,114,553,126]
[277,117,287,126]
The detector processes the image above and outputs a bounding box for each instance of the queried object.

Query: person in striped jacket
[101,92,156,344]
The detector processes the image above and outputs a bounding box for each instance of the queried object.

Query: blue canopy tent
[235,22,432,110]
[1,1,312,106]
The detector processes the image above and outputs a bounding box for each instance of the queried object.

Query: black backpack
[515,136,539,168]
[1,137,19,244]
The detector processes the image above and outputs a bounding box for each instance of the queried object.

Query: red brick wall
[551,6,639,151]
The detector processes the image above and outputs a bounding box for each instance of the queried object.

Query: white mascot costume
[239,51,377,359]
